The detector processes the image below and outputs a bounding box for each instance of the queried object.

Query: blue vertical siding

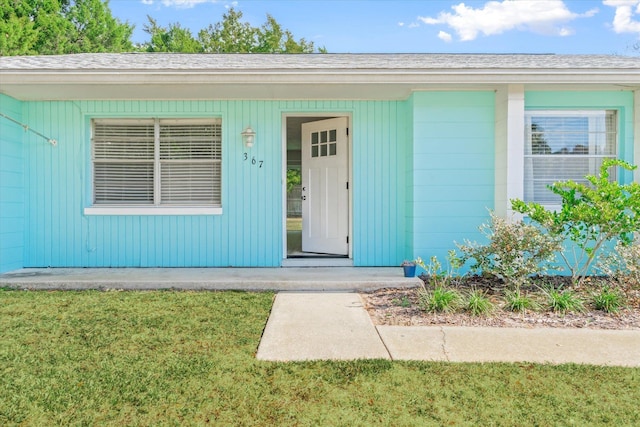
[0,94,25,273]
[411,92,496,264]
[8,90,636,270]
[352,101,410,266]
[19,99,409,268]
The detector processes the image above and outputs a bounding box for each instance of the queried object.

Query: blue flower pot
[403,265,416,277]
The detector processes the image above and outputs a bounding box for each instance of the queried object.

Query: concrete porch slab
[0,267,421,291]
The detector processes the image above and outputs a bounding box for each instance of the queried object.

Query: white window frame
[523,109,618,209]
[84,118,222,216]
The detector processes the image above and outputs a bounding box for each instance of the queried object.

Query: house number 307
[243,153,264,168]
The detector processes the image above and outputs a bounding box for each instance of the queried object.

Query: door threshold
[281,258,354,267]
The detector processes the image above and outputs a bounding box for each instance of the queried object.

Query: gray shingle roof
[2,53,639,71]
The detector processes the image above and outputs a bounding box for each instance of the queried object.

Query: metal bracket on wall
[0,112,57,146]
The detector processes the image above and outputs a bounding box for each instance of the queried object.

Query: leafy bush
[512,159,640,285]
[463,289,494,316]
[418,286,461,313]
[592,286,625,313]
[597,240,640,288]
[416,251,463,288]
[286,169,301,193]
[543,287,585,314]
[457,212,560,289]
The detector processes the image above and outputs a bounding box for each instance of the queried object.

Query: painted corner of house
[0,94,25,273]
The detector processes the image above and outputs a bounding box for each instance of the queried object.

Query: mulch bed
[361,275,640,330]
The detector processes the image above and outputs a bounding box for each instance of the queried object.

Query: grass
[1,290,639,426]
[286,217,302,231]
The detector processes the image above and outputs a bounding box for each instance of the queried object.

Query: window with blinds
[524,110,617,205]
[92,118,222,207]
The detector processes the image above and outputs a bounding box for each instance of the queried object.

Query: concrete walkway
[257,292,640,367]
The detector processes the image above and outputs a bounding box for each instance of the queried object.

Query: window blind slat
[93,123,155,160]
[159,124,222,160]
[160,163,221,205]
[94,163,154,204]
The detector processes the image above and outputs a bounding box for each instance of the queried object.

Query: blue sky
[109,0,640,54]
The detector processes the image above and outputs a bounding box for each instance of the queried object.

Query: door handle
[301,195,306,201]
[302,186,306,192]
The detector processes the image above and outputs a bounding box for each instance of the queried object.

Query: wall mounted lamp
[241,126,256,148]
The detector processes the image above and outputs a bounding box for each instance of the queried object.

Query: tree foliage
[143,16,201,53]
[143,8,323,53]
[1,2,322,56]
[0,0,133,56]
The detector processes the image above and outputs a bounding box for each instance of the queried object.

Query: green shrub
[286,169,301,193]
[416,251,463,288]
[457,212,560,289]
[418,286,461,313]
[597,241,640,288]
[592,286,625,313]
[463,289,494,316]
[512,159,640,286]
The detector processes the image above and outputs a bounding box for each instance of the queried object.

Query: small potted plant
[401,259,417,277]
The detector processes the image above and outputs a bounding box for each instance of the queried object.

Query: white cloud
[438,31,453,42]
[604,0,640,35]
[419,0,596,41]
[558,27,574,36]
[399,20,422,29]
[151,0,216,8]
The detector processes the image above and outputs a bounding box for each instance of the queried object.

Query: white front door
[301,117,349,255]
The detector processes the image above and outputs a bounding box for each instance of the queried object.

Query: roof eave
[1,70,638,101]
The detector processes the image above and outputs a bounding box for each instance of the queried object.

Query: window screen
[92,118,222,207]
[524,110,617,205]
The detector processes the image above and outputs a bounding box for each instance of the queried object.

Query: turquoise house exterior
[0,54,638,273]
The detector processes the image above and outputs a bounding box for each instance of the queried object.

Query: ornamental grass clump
[592,286,625,313]
[463,289,494,316]
[417,253,464,313]
[457,212,561,290]
[543,287,585,314]
[503,289,539,313]
[418,286,461,313]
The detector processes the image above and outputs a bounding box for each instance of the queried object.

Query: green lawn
[287,217,302,231]
[1,290,639,426]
